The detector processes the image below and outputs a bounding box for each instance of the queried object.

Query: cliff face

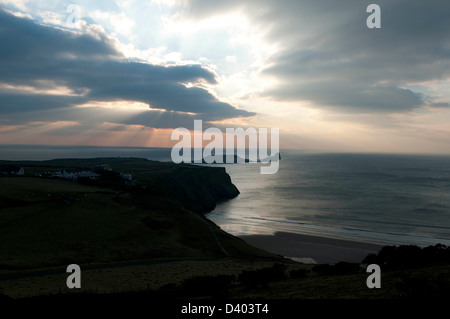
[0,158,240,214]
[151,164,240,213]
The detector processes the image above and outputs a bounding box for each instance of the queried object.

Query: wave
[244,216,450,246]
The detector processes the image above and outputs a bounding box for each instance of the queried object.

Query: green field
[0,158,275,271]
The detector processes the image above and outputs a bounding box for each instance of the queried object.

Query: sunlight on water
[206,151,450,247]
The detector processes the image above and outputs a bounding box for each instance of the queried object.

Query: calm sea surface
[2,145,450,246]
[207,150,450,247]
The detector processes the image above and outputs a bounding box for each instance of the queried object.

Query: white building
[0,166,24,176]
[54,169,100,181]
[120,173,132,181]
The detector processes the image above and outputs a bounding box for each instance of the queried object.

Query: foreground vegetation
[2,246,449,300]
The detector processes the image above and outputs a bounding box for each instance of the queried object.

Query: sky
[1,0,450,153]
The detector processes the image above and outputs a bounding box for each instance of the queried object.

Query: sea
[2,145,450,247]
[207,150,450,247]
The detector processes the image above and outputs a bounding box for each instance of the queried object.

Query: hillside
[1,157,240,213]
[0,158,277,272]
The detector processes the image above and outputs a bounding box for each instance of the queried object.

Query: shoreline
[238,231,384,264]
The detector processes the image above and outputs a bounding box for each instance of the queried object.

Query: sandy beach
[239,232,384,264]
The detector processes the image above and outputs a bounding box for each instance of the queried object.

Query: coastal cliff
[0,157,240,214]
[0,158,273,270]
[148,164,240,213]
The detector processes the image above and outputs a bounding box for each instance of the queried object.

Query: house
[74,170,101,181]
[0,165,24,176]
[120,173,132,181]
[94,164,112,172]
[54,168,100,181]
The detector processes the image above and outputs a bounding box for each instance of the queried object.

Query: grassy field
[0,157,239,213]
[0,176,275,270]
[0,159,292,298]
[2,256,448,300]
[0,158,278,272]
[0,159,284,299]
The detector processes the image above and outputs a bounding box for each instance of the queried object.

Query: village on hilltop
[0,163,134,185]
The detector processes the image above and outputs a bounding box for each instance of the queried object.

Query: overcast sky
[1,0,450,153]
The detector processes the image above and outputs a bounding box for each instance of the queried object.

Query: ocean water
[206,150,450,247]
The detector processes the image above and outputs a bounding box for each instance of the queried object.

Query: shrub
[362,244,450,270]
[333,262,361,275]
[312,262,360,276]
[181,274,234,297]
[289,268,309,279]
[312,264,335,276]
[397,272,450,299]
[238,263,287,287]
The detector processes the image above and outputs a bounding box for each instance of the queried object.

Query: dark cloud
[265,82,425,113]
[0,8,255,131]
[429,102,450,108]
[179,0,450,113]
[0,8,121,62]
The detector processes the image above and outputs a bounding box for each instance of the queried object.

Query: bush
[289,268,309,279]
[238,263,287,287]
[333,262,361,275]
[181,274,235,297]
[362,244,450,270]
[397,272,450,299]
[312,264,335,276]
[312,262,360,276]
